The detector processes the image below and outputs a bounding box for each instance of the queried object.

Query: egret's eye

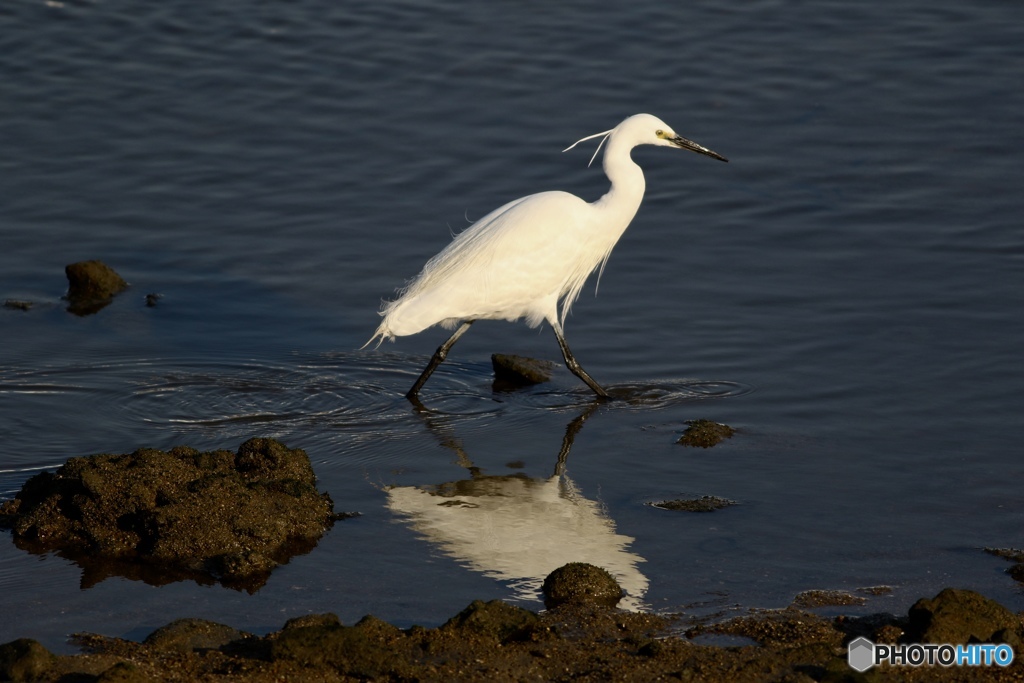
[655,129,665,138]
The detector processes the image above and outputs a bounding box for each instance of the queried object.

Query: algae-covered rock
[491,353,556,387]
[65,260,128,315]
[4,299,32,311]
[143,619,247,653]
[542,562,623,609]
[650,495,737,512]
[0,638,55,682]
[905,588,1021,645]
[269,613,407,679]
[95,661,150,683]
[792,589,866,608]
[0,438,340,590]
[20,588,1024,683]
[677,419,735,448]
[441,599,539,642]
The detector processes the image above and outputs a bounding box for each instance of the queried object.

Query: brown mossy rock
[441,599,540,643]
[542,562,623,609]
[268,613,408,679]
[95,661,149,683]
[491,353,556,386]
[143,619,247,653]
[0,438,337,589]
[4,299,33,311]
[282,613,342,631]
[690,606,844,649]
[65,260,128,315]
[905,588,1021,645]
[0,638,56,682]
[678,419,735,447]
[23,589,1024,683]
[792,589,866,608]
[651,495,737,512]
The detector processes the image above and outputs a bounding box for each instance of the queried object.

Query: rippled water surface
[2,0,1023,651]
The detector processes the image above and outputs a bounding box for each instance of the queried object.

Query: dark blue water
[2,0,1022,652]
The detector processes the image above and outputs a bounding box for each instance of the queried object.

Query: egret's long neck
[593,136,645,232]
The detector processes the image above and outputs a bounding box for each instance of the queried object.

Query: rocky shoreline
[1,584,1022,682]
[1,435,1022,681]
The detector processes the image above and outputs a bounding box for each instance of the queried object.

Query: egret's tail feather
[361,308,395,350]
[361,327,389,350]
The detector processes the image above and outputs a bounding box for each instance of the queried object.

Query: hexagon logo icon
[848,636,875,672]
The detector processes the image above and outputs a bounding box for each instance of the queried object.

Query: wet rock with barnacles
[0,438,346,591]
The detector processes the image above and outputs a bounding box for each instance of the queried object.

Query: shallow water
[2,0,1023,652]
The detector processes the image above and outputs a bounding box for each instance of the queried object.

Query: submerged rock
[677,419,735,448]
[65,260,128,315]
[0,438,342,591]
[792,589,866,608]
[491,353,556,388]
[650,495,737,512]
[985,547,1024,585]
[3,299,32,311]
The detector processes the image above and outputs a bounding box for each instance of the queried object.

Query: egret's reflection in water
[387,404,648,610]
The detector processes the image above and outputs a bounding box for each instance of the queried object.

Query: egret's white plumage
[368,113,727,399]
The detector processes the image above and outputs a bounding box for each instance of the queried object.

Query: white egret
[368,113,727,399]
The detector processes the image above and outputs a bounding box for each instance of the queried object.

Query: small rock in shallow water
[677,419,735,448]
[650,496,737,512]
[792,589,866,608]
[984,546,1024,564]
[983,548,1024,585]
[491,353,556,386]
[64,260,128,315]
[543,562,623,609]
[4,299,32,311]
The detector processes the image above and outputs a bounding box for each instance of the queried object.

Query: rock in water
[491,353,556,386]
[65,260,128,315]
[0,438,340,591]
[542,562,623,608]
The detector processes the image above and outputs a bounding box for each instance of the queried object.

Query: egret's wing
[378,191,597,335]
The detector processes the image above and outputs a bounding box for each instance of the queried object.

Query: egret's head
[637,114,728,162]
[564,113,727,166]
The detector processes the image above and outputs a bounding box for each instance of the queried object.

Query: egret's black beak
[670,134,728,162]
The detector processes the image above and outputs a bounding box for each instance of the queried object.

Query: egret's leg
[552,326,610,399]
[406,321,474,400]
